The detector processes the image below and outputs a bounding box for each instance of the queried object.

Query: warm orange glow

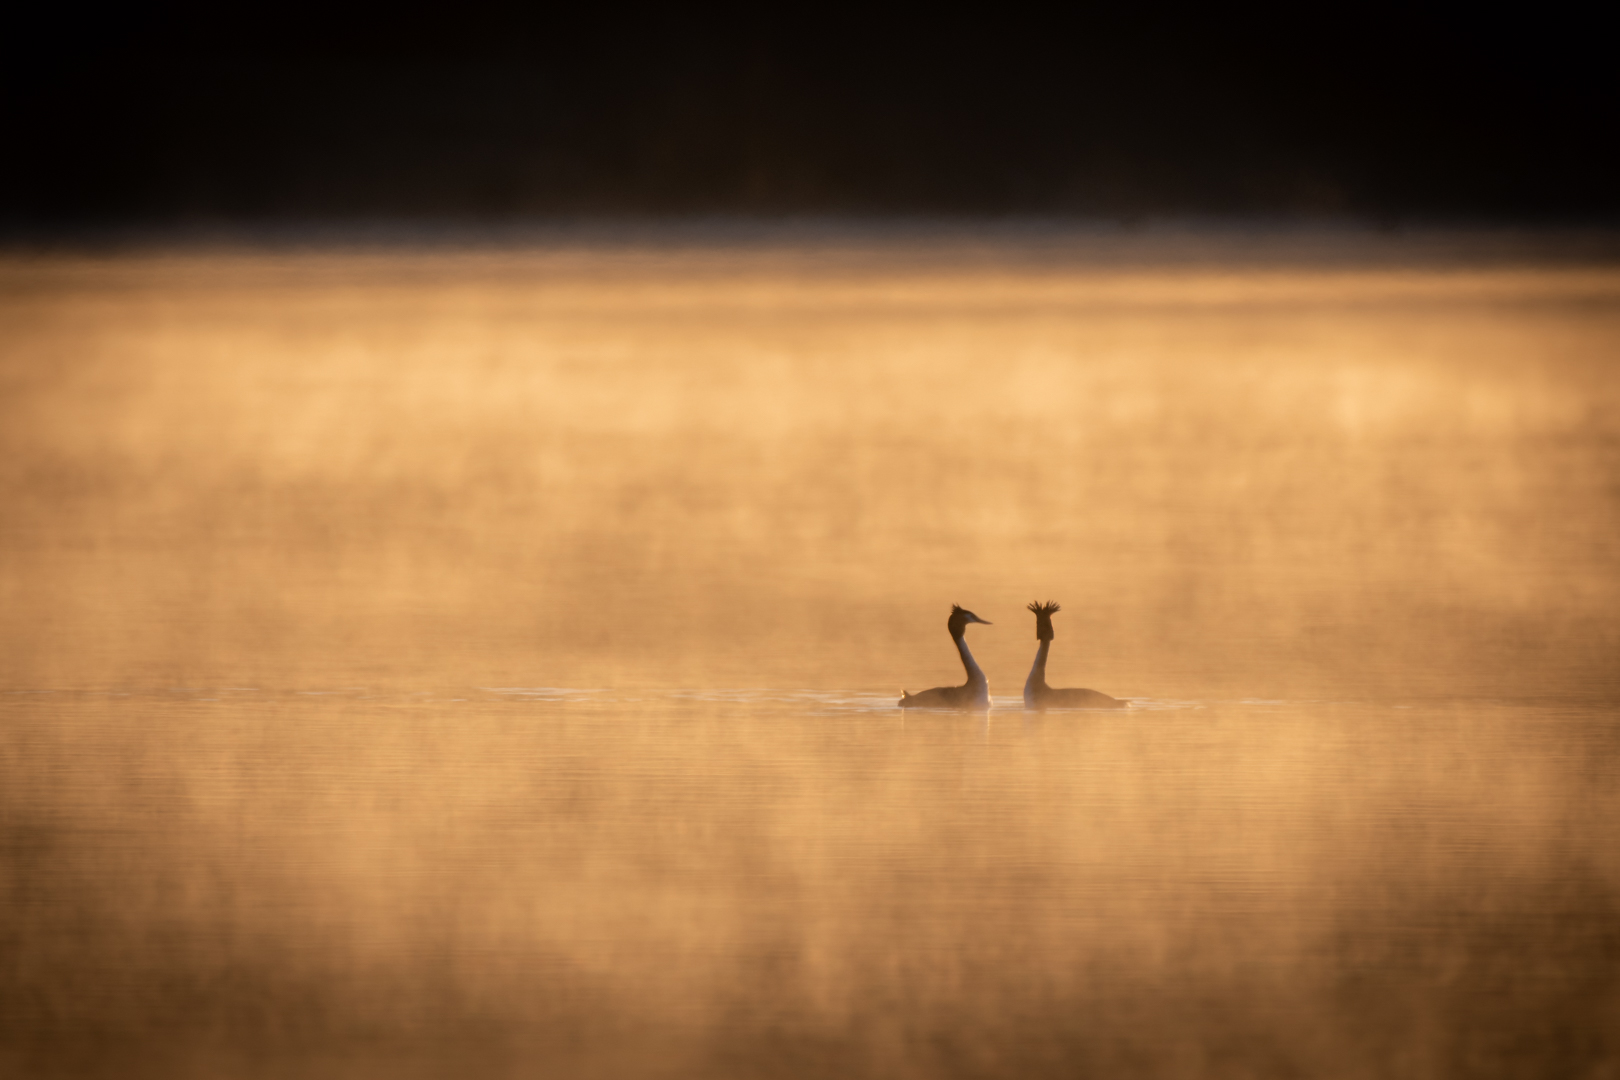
[2,233,1617,1075]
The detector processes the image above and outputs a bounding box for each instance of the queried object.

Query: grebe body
[899,605,992,710]
[1023,601,1127,710]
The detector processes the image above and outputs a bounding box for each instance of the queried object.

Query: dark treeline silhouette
[4,3,1615,227]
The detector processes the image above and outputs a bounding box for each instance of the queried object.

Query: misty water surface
[1,229,1617,1077]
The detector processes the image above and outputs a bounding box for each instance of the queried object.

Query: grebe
[1023,601,1127,710]
[899,605,992,710]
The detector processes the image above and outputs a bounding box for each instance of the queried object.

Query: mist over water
[2,229,1618,1076]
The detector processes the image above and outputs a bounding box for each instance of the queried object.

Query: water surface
[3,688,1616,1078]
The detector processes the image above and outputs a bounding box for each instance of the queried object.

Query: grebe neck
[953,630,987,688]
[1023,639,1051,706]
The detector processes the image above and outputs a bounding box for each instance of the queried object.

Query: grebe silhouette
[899,605,992,710]
[1024,601,1127,710]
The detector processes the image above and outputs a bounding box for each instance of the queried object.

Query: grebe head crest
[948,604,991,635]
[1028,601,1060,641]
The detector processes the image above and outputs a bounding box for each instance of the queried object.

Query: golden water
[2,231,1617,1077]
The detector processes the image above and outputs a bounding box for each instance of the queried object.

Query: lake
[2,226,1617,1077]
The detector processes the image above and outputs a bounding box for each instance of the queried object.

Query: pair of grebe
[898,603,1127,711]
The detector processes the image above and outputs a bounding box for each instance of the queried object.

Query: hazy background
[3,228,1618,698]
